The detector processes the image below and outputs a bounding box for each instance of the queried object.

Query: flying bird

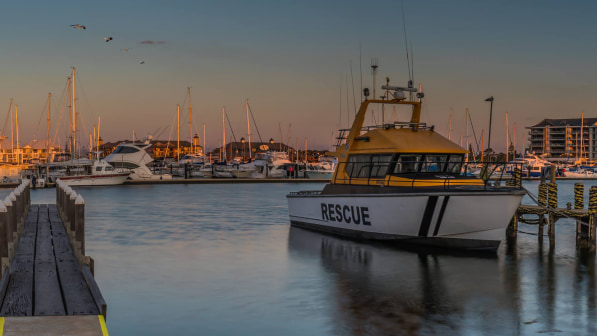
[139,61,145,64]
[104,37,113,42]
[70,24,86,30]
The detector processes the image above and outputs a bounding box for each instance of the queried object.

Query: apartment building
[527,118,597,162]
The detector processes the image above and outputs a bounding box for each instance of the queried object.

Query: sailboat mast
[513,123,516,158]
[203,123,206,155]
[72,67,76,159]
[47,93,51,158]
[9,99,14,154]
[15,105,19,164]
[449,108,452,141]
[177,104,180,161]
[465,108,469,162]
[47,93,51,176]
[222,106,226,161]
[188,87,193,153]
[246,99,251,160]
[97,116,101,160]
[506,112,509,162]
[581,111,584,161]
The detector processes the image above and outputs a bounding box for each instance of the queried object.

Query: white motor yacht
[249,152,291,178]
[57,159,130,186]
[105,141,172,180]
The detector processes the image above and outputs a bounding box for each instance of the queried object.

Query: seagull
[139,61,145,64]
[104,37,113,42]
[70,24,86,30]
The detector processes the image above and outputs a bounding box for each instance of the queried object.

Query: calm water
[4,181,593,335]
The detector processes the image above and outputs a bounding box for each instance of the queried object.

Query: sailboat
[56,68,130,186]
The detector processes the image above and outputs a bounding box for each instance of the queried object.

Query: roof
[348,128,467,154]
[529,118,597,128]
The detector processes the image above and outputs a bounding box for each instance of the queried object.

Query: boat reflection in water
[288,226,597,335]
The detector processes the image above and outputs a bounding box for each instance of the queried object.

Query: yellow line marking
[98,315,109,336]
[0,317,4,336]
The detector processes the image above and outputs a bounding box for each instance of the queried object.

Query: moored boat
[57,159,130,186]
[287,81,525,251]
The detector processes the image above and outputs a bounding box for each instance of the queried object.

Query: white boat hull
[305,170,334,179]
[287,189,525,251]
[58,173,130,186]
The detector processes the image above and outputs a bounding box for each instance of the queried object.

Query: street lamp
[485,96,494,160]
[241,137,245,160]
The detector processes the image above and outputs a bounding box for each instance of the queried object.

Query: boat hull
[58,173,130,186]
[287,189,525,251]
[305,170,334,179]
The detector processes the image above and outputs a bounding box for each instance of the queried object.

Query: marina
[1,1,597,335]
[0,180,593,335]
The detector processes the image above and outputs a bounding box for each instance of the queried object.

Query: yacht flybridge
[287,82,526,251]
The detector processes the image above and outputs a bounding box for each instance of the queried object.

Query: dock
[513,170,597,250]
[0,180,108,335]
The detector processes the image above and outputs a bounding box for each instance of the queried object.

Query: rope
[521,186,592,226]
[575,183,584,209]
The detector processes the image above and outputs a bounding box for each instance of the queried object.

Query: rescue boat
[287,81,525,251]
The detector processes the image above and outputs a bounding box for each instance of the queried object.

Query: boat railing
[332,160,524,190]
[333,122,433,150]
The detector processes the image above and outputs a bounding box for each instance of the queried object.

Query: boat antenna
[359,41,363,103]
[339,73,342,131]
[350,60,357,116]
[371,58,378,100]
[402,1,412,85]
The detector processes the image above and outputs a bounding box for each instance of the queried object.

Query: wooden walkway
[0,204,99,316]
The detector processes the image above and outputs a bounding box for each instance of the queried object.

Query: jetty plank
[34,205,66,316]
[48,206,98,315]
[0,206,39,316]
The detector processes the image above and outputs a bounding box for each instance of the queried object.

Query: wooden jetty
[512,167,597,250]
[0,180,108,335]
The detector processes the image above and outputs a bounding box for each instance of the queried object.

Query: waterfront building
[527,118,597,162]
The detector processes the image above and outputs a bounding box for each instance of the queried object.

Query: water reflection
[288,227,518,335]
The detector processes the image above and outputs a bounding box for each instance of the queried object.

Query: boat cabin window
[96,166,103,172]
[392,154,464,175]
[346,154,393,178]
[394,155,421,174]
[112,162,140,169]
[112,146,140,154]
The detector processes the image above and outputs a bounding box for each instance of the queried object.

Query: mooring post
[538,183,547,206]
[75,194,85,260]
[575,183,584,244]
[0,202,8,274]
[8,193,17,247]
[514,168,522,188]
[4,197,14,260]
[14,188,22,234]
[69,190,77,236]
[585,186,597,250]
[547,182,558,243]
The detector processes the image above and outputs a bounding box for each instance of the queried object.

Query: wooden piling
[75,195,85,259]
[0,202,8,274]
[547,182,558,243]
[583,186,597,250]
[538,183,547,207]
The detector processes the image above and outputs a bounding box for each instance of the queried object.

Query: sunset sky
[1,0,595,153]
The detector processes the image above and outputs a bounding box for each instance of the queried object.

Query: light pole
[241,137,245,161]
[485,96,494,160]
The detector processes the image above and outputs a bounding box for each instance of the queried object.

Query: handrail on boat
[331,160,524,190]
